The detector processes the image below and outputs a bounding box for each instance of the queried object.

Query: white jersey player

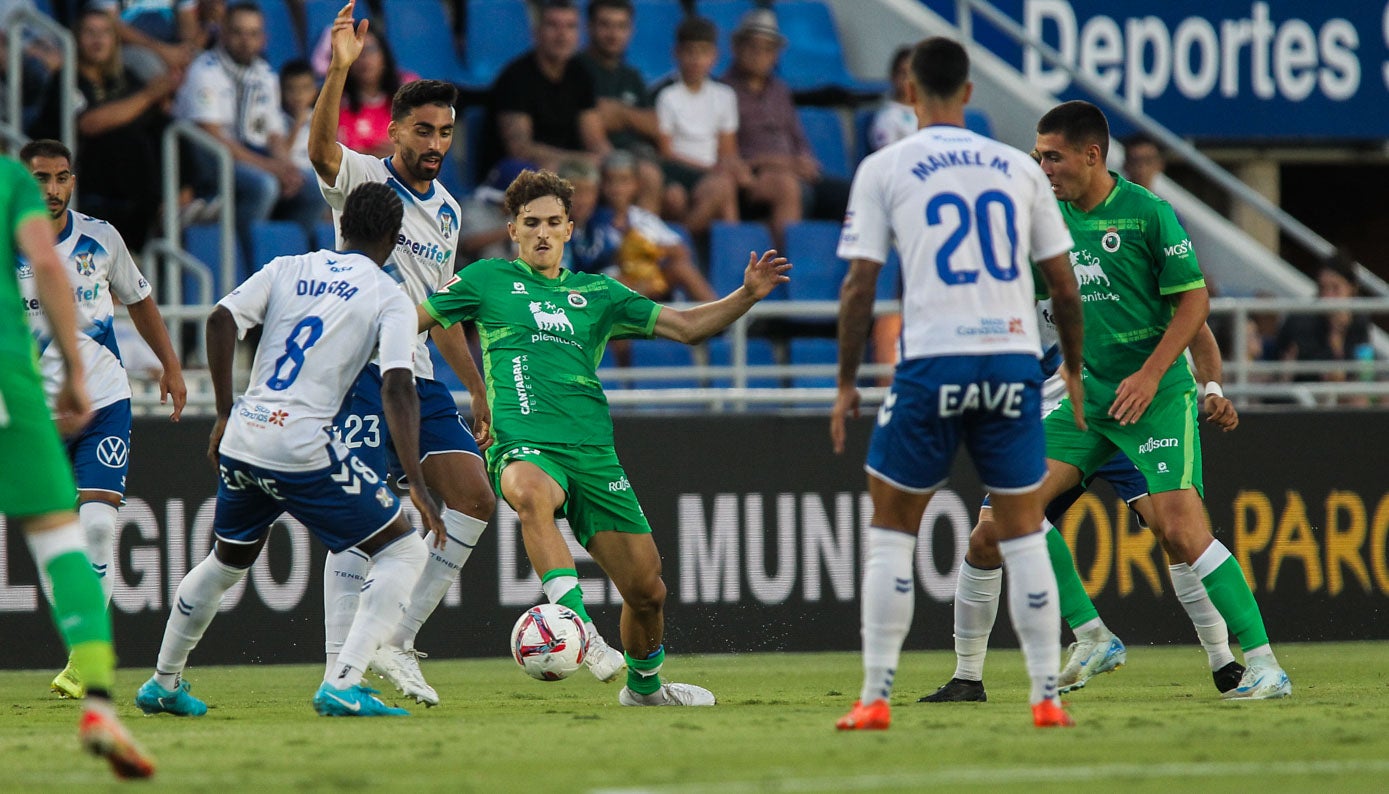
[137,182,443,718]
[19,140,187,701]
[828,38,1087,731]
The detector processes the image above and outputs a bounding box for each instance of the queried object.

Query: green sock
[625,645,665,696]
[1199,557,1270,652]
[1046,526,1100,631]
[540,568,593,624]
[46,550,115,691]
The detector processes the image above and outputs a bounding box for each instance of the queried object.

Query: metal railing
[161,120,237,298]
[952,0,1389,299]
[2,5,75,154]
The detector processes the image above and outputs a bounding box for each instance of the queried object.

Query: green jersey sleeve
[424,259,493,328]
[1150,201,1205,296]
[605,278,662,340]
[4,158,48,235]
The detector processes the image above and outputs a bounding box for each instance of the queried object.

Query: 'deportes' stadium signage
[959,0,1389,139]
[0,413,1385,669]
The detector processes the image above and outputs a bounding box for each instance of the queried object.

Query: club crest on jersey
[1101,227,1121,253]
[529,301,573,334]
[437,204,458,239]
[567,291,587,308]
[74,250,97,277]
[16,258,33,279]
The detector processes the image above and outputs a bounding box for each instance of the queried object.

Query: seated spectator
[1121,132,1166,191]
[1275,253,1373,405]
[280,58,317,176]
[867,46,915,152]
[653,15,740,237]
[577,0,664,213]
[486,0,610,174]
[558,158,607,274]
[0,0,62,132]
[91,0,198,82]
[587,151,715,302]
[723,9,850,247]
[29,6,178,252]
[175,1,324,264]
[337,29,417,158]
[458,160,525,262]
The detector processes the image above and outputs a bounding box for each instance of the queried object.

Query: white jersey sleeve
[837,153,891,264]
[105,230,153,306]
[218,261,278,336]
[316,143,375,211]
[376,290,417,374]
[1028,167,1074,262]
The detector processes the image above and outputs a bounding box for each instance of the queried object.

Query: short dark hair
[676,16,717,46]
[909,37,969,99]
[588,0,633,22]
[1121,132,1162,155]
[391,79,458,122]
[279,58,314,84]
[339,182,404,247]
[1038,100,1111,159]
[225,1,263,23]
[888,45,912,78]
[537,0,578,17]
[503,169,573,219]
[19,138,73,166]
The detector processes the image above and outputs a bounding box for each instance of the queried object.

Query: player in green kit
[946,101,1289,700]
[419,168,789,706]
[0,155,154,777]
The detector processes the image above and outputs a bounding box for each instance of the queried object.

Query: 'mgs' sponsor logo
[1164,238,1194,258]
[1138,436,1178,454]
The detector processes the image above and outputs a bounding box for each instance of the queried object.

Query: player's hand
[162,368,188,422]
[829,385,860,455]
[330,1,369,67]
[742,249,791,300]
[54,377,92,437]
[207,415,228,468]
[1203,393,1239,431]
[1109,366,1160,426]
[1061,366,1087,432]
[470,393,493,451]
[410,483,447,549]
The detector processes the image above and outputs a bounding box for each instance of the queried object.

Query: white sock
[999,532,1061,706]
[323,548,371,679]
[388,509,486,648]
[331,534,427,689]
[1072,616,1110,642]
[154,553,248,689]
[29,520,85,606]
[858,527,917,705]
[951,561,1001,682]
[80,502,118,606]
[1169,562,1237,670]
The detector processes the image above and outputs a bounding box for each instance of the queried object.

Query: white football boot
[584,629,627,683]
[1221,656,1292,700]
[618,682,716,706]
[1058,631,1127,693]
[370,643,439,706]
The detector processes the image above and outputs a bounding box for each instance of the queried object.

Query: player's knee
[966,523,1002,567]
[445,488,496,520]
[624,573,666,615]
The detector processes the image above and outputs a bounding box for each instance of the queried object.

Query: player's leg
[919,504,999,703]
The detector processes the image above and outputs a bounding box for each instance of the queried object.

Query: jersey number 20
[927,190,1019,285]
[267,316,324,391]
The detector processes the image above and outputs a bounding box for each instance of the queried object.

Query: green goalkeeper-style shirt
[424,257,662,450]
[1059,172,1205,391]
[1,156,50,360]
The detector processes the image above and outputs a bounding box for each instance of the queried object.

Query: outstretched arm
[652,249,790,344]
[429,323,492,449]
[309,0,368,186]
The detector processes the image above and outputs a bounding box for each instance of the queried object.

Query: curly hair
[502,169,573,219]
[339,182,403,246]
[391,79,458,122]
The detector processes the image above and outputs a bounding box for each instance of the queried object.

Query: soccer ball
[511,604,588,681]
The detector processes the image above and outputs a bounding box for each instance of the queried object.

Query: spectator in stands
[458,160,524,262]
[1121,132,1166,191]
[487,0,610,174]
[558,158,607,274]
[577,0,664,213]
[30,6,178,252]
[280,59,317,177]
[1275,253,1373,405]
[91,0,198,82]
[175,1,323,262]
[0,8,58,134]
[723,9,850,246]
[337,29,416,158]
[653,16,740,238]
[868,45,915,152]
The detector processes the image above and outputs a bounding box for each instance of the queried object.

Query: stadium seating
[250,221,310,271]
[382,0,468,85]
[699,0,754,78]
[314,220,337,252]
[627,0,683,84]
[628,338,700,388]
[788,337,837,387]
[773,1,883,93]
[708,221,775,297]
[260,0,302,70]
[459,105,489,191]
[460,0,534,89]
[796,107,850,180]
[783,221,847,302]
[182,224,242,297]
[303,0,342,46]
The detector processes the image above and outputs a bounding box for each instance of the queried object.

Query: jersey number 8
[927,190,1019,285]
[267,316,325,391]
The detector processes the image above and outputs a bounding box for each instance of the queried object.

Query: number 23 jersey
[838,125,1072,361]
[217,250,416,472]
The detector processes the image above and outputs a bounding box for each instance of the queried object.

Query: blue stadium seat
[789,338,837,387]
[628,339,700,388]
[303,0,342,47]
[438,141,468,197]
[626,0,683,84]
[964,107,994,138]
[773,1,885,93]
[705,336,778,387]
[699,0,754,78]
[877,250,901,300]
[314,220,338,251]
[797,107,849,179]
[383,0,468,84]
[783,220,847,301]
[461,0,534,89]
[250,220,310,271]
[708,221,776,297]
[260,0,302,70]
[183,224,243,297]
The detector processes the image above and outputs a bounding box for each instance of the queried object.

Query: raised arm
[125,296,187,421]
[309,0,369,185]
[652,249,789,344]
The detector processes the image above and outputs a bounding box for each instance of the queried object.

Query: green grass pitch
[3,642,1388,792]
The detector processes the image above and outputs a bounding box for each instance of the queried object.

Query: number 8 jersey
[217,250,417,472]
[837,125,1073,361]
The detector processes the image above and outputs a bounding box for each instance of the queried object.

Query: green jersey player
[0,155,154,777]
[419,168,789,706]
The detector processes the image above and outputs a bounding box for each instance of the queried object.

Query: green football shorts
[0,353,78,517]
[1043,375,1204,497]
[489,441,652,547]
